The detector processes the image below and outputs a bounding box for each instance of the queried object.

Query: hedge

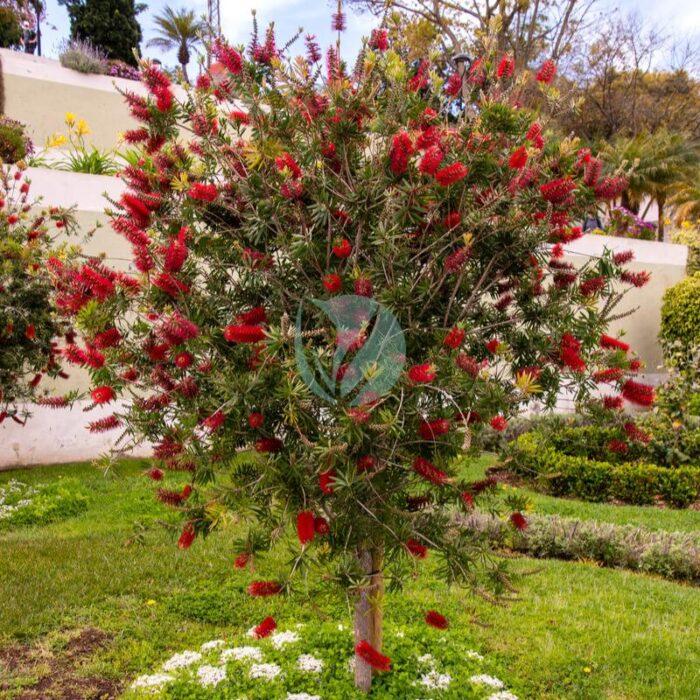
[462,512,700,584]
[660,272,700,368]
[507,431,700,508]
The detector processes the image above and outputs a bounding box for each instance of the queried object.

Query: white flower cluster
[270,630,301,648]
[197,664,227,687]
[162,650,202,671]
[488,692,519,700]
[249,662,282,680]
[286,694,321,700]
[221,645,262,662]
[130,672,174,689]
[0,480,37,520]
[200,639,226,651]
[419,669,452,690]
[470,674,506,689]
[297,653,324,673]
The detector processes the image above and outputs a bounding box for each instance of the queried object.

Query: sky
[35,0,699,70]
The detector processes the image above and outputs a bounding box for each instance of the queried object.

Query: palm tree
[605,131,700,240]
[147,6,204,84]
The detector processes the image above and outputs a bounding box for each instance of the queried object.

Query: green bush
[463,512,700,584]
[660,273,700,369]
[0,479,88,530]
[0,117,32,164]
[507,431,700,507]
[0,6,22,49]
[59,39,107,74]
[671,223,700,275]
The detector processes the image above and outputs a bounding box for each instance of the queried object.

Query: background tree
[0,4,22,48]
[58,0,143,66]
[147,6,204,84]
[603,130,700,239]
[52,20,652,694]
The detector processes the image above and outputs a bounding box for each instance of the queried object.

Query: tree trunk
[353,547,384,693]
[657,198,665,242]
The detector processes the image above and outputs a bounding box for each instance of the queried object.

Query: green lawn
[1,459,699,699]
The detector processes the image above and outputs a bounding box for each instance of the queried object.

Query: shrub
[52,22,649,693]
[0,6,22,49]
[463,512,700,584]
[660,272,700,369]
[59,39,108,74]
[0,479,88,530]
[507,431,700,507]
[106,59,141,81]
[0,117,33,164]
[671,221,700,275]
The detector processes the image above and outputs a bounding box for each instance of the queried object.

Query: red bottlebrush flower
[580,275,606,297]
[157,488,187,506]
[213,38,243,74]
[443,327,465,349]
[560,333,585,373]
[413,456,448,485]
[296,510,315,545]
[510,512,528,530]
[621,270,651,288]
[174,351,193,369]
[443,211,461,229]
[314,515,330,535]
[332,238,352,258]
[357,455,377,472]
[540,177,576,204]
[419,418,450,440]
[319,468,336,494]
[490,415,508,432]
[234,552,250,569]
[91,385,115,404]
[600,335,630,352]
[369,28,389,51]
[389,131,414,175]
[159,312,199,344]
[146,467,164,481]
[275,151,303,179]
[408,363,436,383]
[594,367,624,383]
[445,72,463,97]
[603,395,624,410]
[583,158,602,187]
[281,180,304,200]
[177,523,196,549]
[24,324,36,340]
[406,538,428,558]
[621,379,655,407]
[188,182,218,202]
[607,438,629,454]
[486,338,501,354]
[248,412,264,429]
[305,34,322,64]
[594,176,628,201]
[629,359,642,372]
[255,437,283,453]
[347,406,370,424]
[87,415,122,433]
[425,610,449,629]
[253,616,277,639]
[164,228,188,273]
[456,353,480,378]
[202,410,226,433]
[445,246,470,274]
[36,396,69,408]
[248,580,282,597]
[624,421,651,444]
[418,145,444,175]
[152,272,190,297]
[526,122,544,149]
[229,110,250,125]
[323,273,342,293]
[154,85,174,112]
[355,640,391,673]
[536,59,557,84]
[92,327,122,349]
[508,146,528,169]
[613,250,634,265]
[497,54,515,79]
[460,491,474,509]
[223,324,266,343]
[354,277,373,297]
[435,162,468,186]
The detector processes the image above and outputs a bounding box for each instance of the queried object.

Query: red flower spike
[510,512,528,531]
[408,363,436,383]
[314,516,330,535]
[332,238,352,258]
[419,418,450,440]
[418,145,444,175]
[323,273,342,293]
[357,455,377,472]
[355,640,391,672]
[460,491,474,509]
[188,182,218,202]
[413,456,449,485]
[536,59,557,84]
[296,511,315,545]
[435,162,468,186]
[406,539,428,558]
[234,553,250,569]
[223,324,266,343]
[177,523,196,549]
[508,146,528,169]
[248,412,264,429]
[354,277,373,297]
[425,610,449,629]
[443,327,465,349]
[146,467,164,481]
[490,415,508,432]
[91,385,116,404]
[497,55,514,79]
[255,437,283,453]
[319,468,336,494]
[253,616,277,639]
[600,335,630,352]
[248,580,282,597]
[621,379,655,407]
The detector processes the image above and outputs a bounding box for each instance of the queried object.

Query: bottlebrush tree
[50,20,653,693]
[0,167,75,424]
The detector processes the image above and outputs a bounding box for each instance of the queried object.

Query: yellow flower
[46,133,67,148]
[76,119,91,136]
[65,112,76,126]
[583,666,592,674]
[146,599,157,606]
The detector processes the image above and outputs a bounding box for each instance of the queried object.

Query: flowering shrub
[0,116,33,164]
[0,478,88,530]
[59,38,108,75]
[51,15,651,691]
[0,167,75,423]
[126,621,517,699]
[593,207,656,240]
